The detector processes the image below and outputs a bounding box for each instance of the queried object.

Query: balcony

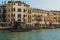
[35,15,42,21]
[35,17,41,21]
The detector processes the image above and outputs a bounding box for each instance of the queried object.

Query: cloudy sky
[0,0,60,10]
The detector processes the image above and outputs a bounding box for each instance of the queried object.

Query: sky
[0,0,60,11]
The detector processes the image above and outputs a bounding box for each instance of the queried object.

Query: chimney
[2,2,3,5]
[11,0,14,2]
[4,1,6,5]
[23,1,26,4]
[11,0,13,1]
[23,1,25,3]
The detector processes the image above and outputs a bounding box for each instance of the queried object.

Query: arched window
[18,8,21,12]
[13,8,15,11]
[23,9,25,12]
[11,8,15,12]
[18,14,21,18]
[18,3,21,6]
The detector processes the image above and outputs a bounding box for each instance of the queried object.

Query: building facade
[0,0,60,27]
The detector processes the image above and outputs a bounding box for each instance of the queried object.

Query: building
[29,8,49,27]
[5,0,30,26]
[51,11,60,24]
[0,2,6,27]
[0,0,60,28]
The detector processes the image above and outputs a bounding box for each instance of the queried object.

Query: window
[18,3,21,6]
[23,15,26,17]
[54,17,56,19]
[28,15,31,22]
[28,10,31,13]
[18,14,21,18]
[8,4,10,6]
[8,14,10,17]
[28,15,31,18]
[23,19,25,21]
[0,10,1,13]
[13,8,15,11]
[11,19,15,21]
[53,13,56,15]
[18,8,21,12]
[8,19,10,22]
[13,19,15,21]
[58,17,60,19]
[37,15,40,17]
[28,19,31,22]
[24,4,25,6]
[24,4,27,6]
[8,9,10,12]
[14,2,15,5]
[18,19,21,21]
[23,9,25,12]
[13,14,15,17]
[11,8,13,12]
[11,8,15,12]
[11,14,15,17]
[34,15,36,17]
[0,15,1,18]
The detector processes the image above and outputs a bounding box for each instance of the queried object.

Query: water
[0,29,60,40]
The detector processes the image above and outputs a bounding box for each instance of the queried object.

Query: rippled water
[0,29,60,40]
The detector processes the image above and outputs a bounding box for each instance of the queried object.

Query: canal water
[0,29,60,40]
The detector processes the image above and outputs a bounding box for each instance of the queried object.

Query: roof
[8,1,30,6]
[30,8,49,12]
[51,10,60,13]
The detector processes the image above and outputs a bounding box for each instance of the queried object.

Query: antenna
[23,1,25,3]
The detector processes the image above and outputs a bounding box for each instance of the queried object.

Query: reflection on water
[0,29,60,40]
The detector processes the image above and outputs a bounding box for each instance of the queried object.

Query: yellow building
[5,0,30,26]
[1,0,53,27]
[1,0,60,27]
[29,8,49,27]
